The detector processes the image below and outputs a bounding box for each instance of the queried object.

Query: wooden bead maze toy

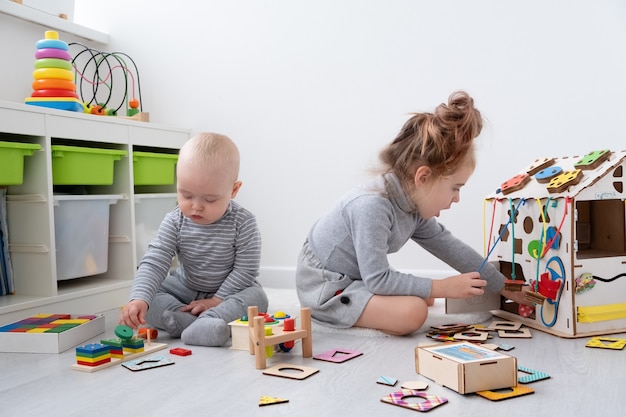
[248,306,313,370]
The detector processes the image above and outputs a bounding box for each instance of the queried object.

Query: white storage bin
[134,193,177,261]
[54,194,123,280]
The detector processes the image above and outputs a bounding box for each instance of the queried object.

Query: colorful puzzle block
[0,314,105,353]
[71,342,168,373]
[122,337,145,353]
[75,343,111,367]
[100,338,124,358]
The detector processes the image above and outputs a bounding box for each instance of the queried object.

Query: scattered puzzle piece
[377,375,398,386]
[313,348,363,363]
[586,337,626,350]
[170,347,192,356]
[453,331,488,342]
[497,343,515,351]
[121,355,174,372]
[487,320,522,331]
[498,328,532,338]
[517,366,550,384]
[401,380,428,390]
[476,385,535,401]
[380,389,448,412]
[259,395,289,407]
[262,363,319,380]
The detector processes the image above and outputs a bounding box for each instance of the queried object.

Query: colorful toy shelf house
[485,149,626,338]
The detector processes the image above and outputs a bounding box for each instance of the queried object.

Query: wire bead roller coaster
[69,42,143,118]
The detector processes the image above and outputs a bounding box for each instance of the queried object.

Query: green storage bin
[133,151,178,185]
[51,145,127,185]
[0,141,41,185]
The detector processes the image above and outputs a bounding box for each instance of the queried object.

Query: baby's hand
[119,300,148,329]
[181,297,222,316]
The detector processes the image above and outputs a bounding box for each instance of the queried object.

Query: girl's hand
[431,272,487,299]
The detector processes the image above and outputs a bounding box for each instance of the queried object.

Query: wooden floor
[1,297,624,416]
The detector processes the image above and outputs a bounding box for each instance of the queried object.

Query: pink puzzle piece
[313,348,363,363]
[381,389,448,412]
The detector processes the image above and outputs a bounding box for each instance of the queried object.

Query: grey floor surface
[1,301,624,416]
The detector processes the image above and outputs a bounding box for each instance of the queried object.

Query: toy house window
[575,199,626,259]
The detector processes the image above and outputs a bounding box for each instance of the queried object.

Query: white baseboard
[258,266,454,289]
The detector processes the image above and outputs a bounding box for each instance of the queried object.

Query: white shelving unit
[0,101,189,324]
[0,0,109,44]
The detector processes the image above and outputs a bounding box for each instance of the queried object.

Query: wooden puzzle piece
[535,165,563,183]
[114,324,134,340]
[487,320,522,331]
[525,157,555,176]
[479,343,500,351]
[121,355,174,371]
[504,279,525,291]
[517,366,550,383]
[585,337,626,350]
[377,375,398,386]
[500,173,530,195]
[401,380,429,390]
[426,333,456,342]
[574,149,611,170]
[453,331,488,342]
[546,169,583,193]
[497,343,515,351]
[262,363,319,380]
[313,348,363,363]
[430,323,471,331]
[476,385,535,401]
[380,389,448,412]
[524,290,546,305]
[170,347,192,356]
[259,395,289,407]
[498,327,532,338]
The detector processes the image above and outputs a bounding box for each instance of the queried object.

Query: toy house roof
[486,149,626,200]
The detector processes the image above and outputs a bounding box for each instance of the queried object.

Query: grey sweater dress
[295,172,505,328]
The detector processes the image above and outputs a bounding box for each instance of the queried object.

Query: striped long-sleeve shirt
[129,200,261,305]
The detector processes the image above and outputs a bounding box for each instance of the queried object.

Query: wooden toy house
[485,149,626,338]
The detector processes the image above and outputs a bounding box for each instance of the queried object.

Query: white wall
[3,1,626,283]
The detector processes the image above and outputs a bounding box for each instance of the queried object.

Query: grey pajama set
[129,201,268,330]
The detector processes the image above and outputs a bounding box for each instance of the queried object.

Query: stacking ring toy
[35,58,73,71]
[32,78,75,91]
[36,38,68,51]
[35,48,71,61]
[33,68,74,81]
[32,89,79,98]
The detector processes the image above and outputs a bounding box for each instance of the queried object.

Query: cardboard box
[0,314,105,353]
[415,342,517,394]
